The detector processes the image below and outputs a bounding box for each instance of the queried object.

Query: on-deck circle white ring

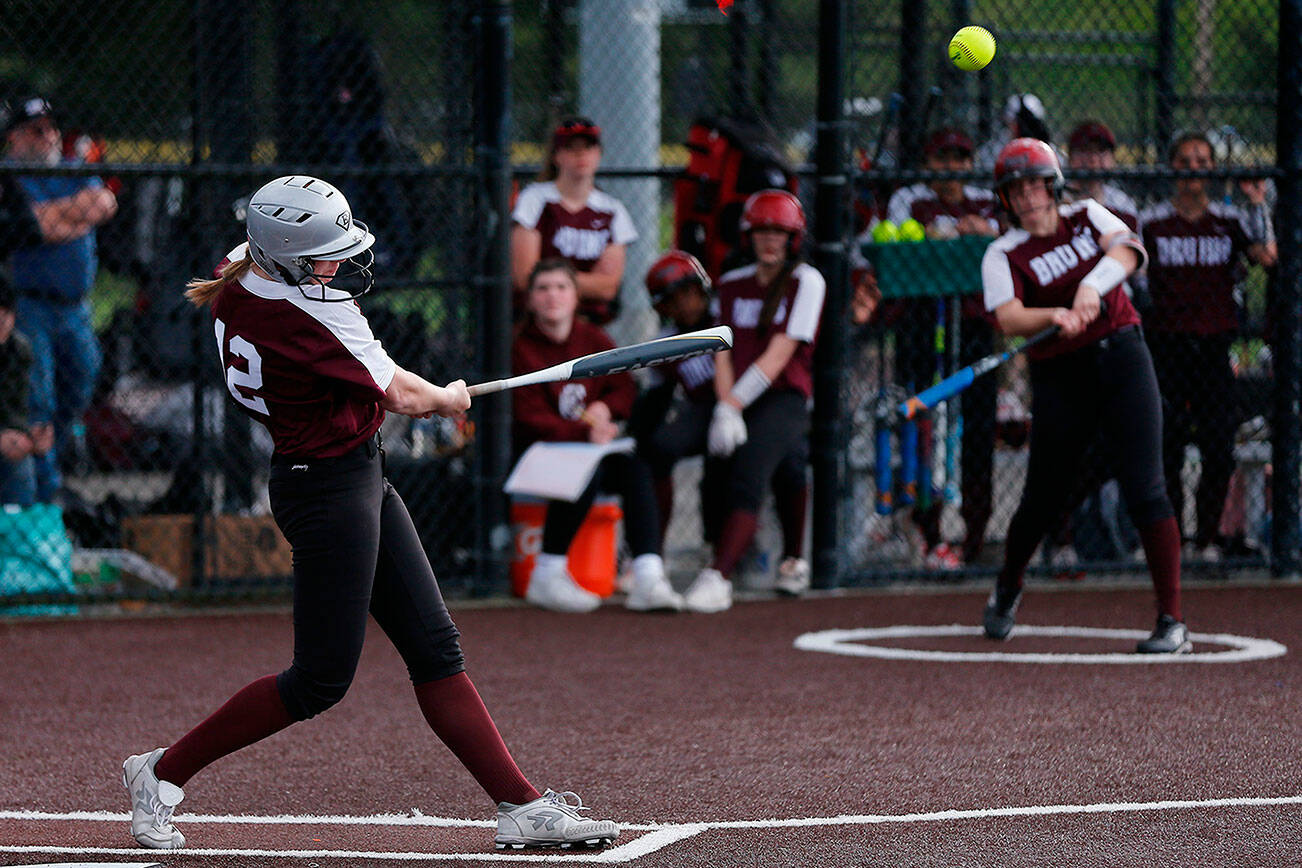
[794,624,1287,664]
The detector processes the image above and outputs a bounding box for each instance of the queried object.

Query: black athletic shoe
[982,587,1022,640]
[1136,614,1192,654]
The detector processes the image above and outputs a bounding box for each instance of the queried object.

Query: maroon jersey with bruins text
[981,199,1143,361]
[716,262,826,399]
[644,319,717,403]
[511,317,636,456]
[209,245,396,458]
[1140,201,1256,336]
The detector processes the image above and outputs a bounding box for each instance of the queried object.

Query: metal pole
[898,0,928,169]
[729,3,750,116]
[758,0,777,126]
[474,0,513,594]
[1155,0,1177,158]
[1272,0,1302,579]
[812,0,850,589]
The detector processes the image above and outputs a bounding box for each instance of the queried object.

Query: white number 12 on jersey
[214,317,270,415]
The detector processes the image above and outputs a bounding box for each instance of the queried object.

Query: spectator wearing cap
[0,276,52,506]
[510,116,637,325]
[882,128,1000,568]
[3,95,117,502]
[1067,120,1139,231]
[975,93,1051,170]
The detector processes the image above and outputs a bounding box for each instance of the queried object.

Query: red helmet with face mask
[993,137,1065,220]
[740,189,806,250]
[645,250,711,307]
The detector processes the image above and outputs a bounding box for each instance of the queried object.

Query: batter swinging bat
[467,325,734,397]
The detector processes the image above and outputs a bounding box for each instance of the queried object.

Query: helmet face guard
[993,138,1065,224]
[740,189,806,251]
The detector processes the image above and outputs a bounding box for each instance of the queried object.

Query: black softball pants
[541,450,661,557]
[268,438,465,721]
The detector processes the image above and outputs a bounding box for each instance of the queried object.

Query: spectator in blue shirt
[3,96,116,501]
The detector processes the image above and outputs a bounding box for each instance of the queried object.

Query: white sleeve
[610,198,638,245]
[1085,199,1128,237]
[886,187,916,226]
[982,244,1016,312]
[511,184,546,229]
[785,266,826,342]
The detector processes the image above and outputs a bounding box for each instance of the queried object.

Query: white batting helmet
[246,176,376,300]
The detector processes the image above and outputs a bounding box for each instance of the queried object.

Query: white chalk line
[3,795,1300,862]
[794,624,1288,663]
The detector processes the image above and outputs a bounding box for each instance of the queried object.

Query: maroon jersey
[209,245,395,458]
[716,262,825,399]
[982,199,1142,361]
[644,322,716,403]
[1140,201,1255,335]
[511,317,636,455]
[888,183,999,320]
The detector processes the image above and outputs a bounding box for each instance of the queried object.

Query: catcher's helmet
[246,176,376,301]
[645,250,710,307]
[993,137,1065,219]
[740,189,805,249]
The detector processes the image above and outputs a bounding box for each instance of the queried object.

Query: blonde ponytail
[184,254,254,307]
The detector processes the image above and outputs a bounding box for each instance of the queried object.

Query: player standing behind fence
[979,140,1190,654]
[685,190,825,613]
[510,117,636,324]
[120,177,618,852]
[1140,132,1277,562]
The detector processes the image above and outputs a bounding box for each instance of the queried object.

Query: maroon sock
[414,671,539,806]
[712,509,759,577]
[777,484,808,560]
[154,674,293,787]
[653,475,674,547]
[1139,516,1182,620]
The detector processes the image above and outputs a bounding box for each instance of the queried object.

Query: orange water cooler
[510,497,621,598]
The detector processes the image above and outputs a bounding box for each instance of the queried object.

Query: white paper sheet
[504,437,635,501]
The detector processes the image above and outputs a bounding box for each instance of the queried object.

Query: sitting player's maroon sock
[712,509,759,577]
[154,674,293,786]
[1139,515,1182,621]
[414,671,540,806]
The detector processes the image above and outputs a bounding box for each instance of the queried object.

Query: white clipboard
[504,438,635,502]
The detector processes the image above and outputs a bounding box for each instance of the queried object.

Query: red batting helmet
[993,137,1065,216]
[645,250,711,307]
[740,189,805,249]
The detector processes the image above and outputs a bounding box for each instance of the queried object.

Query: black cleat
[1136,614,1192,654]
[982,587,1022,640]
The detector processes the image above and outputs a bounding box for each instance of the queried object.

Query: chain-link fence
[0,0,1295,611]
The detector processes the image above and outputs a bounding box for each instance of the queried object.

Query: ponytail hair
[184,252,254,307]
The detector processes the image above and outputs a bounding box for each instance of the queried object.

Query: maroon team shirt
[1140,201,1255,336]
[982,199,1143,361]
[716,262,826,399]
[645,319,716,403]
[511,317,636,456]
[209,245,396,458]
[512,181,637,322]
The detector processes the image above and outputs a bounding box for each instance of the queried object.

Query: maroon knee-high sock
[413,671,539,806]
[154,674,293,787]
[1139,516,1182,620]
[653,475,674,547]
[777,484,808,560]
[712,510,759,577]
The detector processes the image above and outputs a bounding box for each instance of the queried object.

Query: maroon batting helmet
[740,189,806,249]
[645,250,710,307]
[993,137,1065,216]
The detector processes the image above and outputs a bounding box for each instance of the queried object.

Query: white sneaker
[683,568,732,613]
[495,788,619,850]
[122,748,185,849]
[624,554,683,612]
[774,557,811,596]
[525,554,601,613]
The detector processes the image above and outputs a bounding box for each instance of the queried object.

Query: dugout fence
[0,0,1296,611]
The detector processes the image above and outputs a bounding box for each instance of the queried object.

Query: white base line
[2,796,1299,862]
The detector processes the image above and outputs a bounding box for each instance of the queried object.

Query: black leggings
[542,451,660,557]
[726,389,810,513]
[268,439,464,721]
[1149,332,1238,547]
[1005,328,1174,560]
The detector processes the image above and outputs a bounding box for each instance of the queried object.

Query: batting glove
[708,402,747,457]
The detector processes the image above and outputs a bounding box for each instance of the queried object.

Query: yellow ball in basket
[949,25,996,72]
[871,220,899,244]
[899,218,926,242]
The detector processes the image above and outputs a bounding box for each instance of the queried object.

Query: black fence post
[1272,0,1302,579]
[474,0,514,595]
[812,0,850,589]
[1155,0,1177,156]
[898,0,928,169]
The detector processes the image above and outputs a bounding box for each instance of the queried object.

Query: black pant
[268,439,464,721]
[542,451,660,557]
[959,320,997,556]
[637,397,727,543]
[726,389,810,513]
[1148,331,1238,547]
[1004,328,1174,561]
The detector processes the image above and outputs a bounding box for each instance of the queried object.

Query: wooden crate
[121,514,292,586]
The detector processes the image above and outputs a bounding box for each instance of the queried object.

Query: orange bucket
[510,497,621,598]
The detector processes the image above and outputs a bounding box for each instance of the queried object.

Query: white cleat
[525,554,602,613]
[683,568,733,613]
[624,553,683,612]
[122,748,185,849]
[774,557,811,596]
[495,788,619,850]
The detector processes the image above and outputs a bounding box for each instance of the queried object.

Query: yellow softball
[949,26,996,72]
